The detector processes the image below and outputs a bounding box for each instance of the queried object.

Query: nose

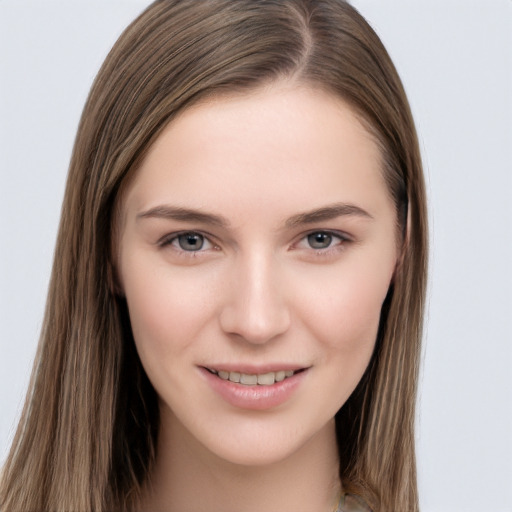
[219,252,291,345]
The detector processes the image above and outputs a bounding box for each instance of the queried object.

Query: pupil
[178,233,204,251]
[308,232,332,249]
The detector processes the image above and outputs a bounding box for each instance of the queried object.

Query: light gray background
[1,1,511,511]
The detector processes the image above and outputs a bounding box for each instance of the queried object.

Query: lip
[199,365,309,411]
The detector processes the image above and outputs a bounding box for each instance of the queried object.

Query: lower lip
[200,368,307,411]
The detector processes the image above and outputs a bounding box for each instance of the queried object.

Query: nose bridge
[219,248,290,344]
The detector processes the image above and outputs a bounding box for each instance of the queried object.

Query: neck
[139,409,341,512]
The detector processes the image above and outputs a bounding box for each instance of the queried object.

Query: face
[117,84,399,467]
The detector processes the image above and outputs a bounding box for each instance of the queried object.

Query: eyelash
[158,230,350,257]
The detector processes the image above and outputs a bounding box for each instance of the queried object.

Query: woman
[0,1,427,511]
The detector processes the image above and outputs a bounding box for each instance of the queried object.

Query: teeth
[212,369,298,386]
[275,370,286,382]
[240,373,258,385]
[228,371,241,383]
[257,372,275,385]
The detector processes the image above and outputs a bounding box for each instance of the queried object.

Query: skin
[117,83,399,512]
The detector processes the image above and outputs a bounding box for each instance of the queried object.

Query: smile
[201,366,308,410]
[206,368,301,386]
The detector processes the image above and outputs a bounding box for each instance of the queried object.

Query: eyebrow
[285,203,373,228]
[137,205,230,227]
[136,202,373,228]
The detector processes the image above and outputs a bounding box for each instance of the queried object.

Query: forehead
[122,83,390,223]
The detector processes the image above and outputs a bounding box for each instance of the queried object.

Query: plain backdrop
[1,1,511,511]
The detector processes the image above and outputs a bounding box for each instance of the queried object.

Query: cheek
[121,254,218,360]
[299,256,393,355]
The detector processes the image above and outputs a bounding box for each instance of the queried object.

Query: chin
[208,441,302,468]
[196,416,335,469]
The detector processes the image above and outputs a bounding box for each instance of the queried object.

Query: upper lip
[201,364,308,374]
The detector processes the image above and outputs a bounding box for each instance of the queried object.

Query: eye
[176,232,205,251]
[163,232,215,252]
[294,230,349,252]
[307,231,335,249]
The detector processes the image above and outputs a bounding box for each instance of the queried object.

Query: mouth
[204,368,305,386]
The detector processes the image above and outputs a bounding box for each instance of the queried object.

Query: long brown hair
[0,1,427,511]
